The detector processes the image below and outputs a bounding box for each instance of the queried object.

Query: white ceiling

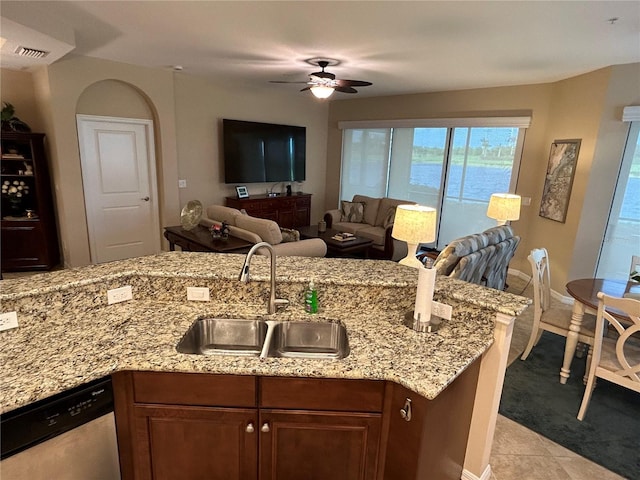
[1,1,639,99]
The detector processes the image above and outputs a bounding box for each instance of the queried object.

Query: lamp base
[398,242,423,269]
[403,310,442,333]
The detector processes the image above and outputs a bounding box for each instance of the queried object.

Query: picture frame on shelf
[539,138,581,223]
[235,185,249,199]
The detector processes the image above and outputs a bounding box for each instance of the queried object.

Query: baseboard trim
[461,464,492,480]
[507,267,573,305]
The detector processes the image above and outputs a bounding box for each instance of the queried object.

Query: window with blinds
[339,117,529,248]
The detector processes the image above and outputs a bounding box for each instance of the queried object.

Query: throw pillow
[280,228,300,243]
[340,201,365,223]
[382,206,396,229]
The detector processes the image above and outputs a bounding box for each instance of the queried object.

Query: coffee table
[298,225,373,258]
[164,225,253,254]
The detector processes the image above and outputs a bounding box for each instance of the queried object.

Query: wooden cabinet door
[132,404,258,480]
[276,208,296,228]
[382,360,480,480]
[259,409,381,480]
[294,205,310,227]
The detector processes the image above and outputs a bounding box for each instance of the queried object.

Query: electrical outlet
[522,196,531,206]
[431,301,452,320]
[187,287,210,301]
[107,286,133,305]
[178,179,187,188]
[0,311,19,331]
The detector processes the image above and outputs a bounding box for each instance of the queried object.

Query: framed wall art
[539,138,581,223]
[235,185,249,199]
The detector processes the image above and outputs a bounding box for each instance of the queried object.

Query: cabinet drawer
[259,377,385,412]
[133,372,257,407]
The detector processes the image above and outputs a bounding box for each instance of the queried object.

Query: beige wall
[570,63,640,281]
[172,73,329,222]
[27,56,180,267]
[327,65,638,291]
[1,69,46,132]
[1,56,328,268]
[530,68,611,290]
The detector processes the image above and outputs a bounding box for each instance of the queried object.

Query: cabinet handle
[245,422,255,433]
[261,422,270,433]
[141,196,150,201]
[400,397,412,422]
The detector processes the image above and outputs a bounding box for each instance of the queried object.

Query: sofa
[432,225,520,290]
[323,195,416,261]
[200,205,326,257]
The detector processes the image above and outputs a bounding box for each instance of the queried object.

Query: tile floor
[2,269,627,479]
[493,275,626,480]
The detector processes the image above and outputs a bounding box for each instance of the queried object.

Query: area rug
[499,333,640,479]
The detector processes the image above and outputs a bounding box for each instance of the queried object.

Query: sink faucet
[239,242,289,314]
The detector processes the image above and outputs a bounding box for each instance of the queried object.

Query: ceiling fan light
[310,85,335,99]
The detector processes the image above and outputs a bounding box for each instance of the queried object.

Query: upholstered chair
[577,292,640,420]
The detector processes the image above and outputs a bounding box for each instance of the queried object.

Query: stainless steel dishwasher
[0,376,120,479]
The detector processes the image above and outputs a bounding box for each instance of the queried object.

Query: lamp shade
[392,205,437,244]
[392,205,436,268]
[486,193,521,223]
[310,85,335,99]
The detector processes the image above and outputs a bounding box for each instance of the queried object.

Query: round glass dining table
[560,278,638,384]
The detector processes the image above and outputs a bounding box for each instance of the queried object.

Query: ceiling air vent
[14,46,49,59]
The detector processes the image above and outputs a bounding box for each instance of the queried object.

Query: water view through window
[343,125,523,248]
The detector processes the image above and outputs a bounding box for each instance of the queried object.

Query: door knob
[261,422,270,433]
[245,422,255,433]
[141,196,150,201]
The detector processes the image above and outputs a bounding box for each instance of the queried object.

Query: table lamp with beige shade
[392,205,443,332]
[486,193,521,225]
[392,204,437,269]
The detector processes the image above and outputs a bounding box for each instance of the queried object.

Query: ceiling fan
[270,58,372,99]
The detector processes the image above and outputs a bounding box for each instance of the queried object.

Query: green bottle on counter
[304,280,318,314]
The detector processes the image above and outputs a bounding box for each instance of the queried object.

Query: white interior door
[77,115,160,264]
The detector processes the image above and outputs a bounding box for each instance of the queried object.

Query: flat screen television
[223,119,306,184]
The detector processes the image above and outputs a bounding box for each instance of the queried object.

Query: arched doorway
[76,81,161,263]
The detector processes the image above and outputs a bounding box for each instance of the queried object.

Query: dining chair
[577,292,640,420]
[630,255,640,282]
[520,248,596,363]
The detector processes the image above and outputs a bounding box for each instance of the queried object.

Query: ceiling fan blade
[336,79,372,87]
[335,86,358,94]
[300,86,312,92]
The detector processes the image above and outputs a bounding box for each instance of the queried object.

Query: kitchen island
[1,252,530,479]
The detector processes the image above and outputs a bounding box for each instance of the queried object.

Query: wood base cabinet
[225,193,311,228]
[112,362,480,480]
[112,372,384,480]
[382,359,481,479]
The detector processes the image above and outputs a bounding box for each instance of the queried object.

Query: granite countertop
[0,252,530,413]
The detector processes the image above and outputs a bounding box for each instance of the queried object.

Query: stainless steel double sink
[176,317,350,359]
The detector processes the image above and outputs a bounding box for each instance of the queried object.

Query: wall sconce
[487,193,521,225]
